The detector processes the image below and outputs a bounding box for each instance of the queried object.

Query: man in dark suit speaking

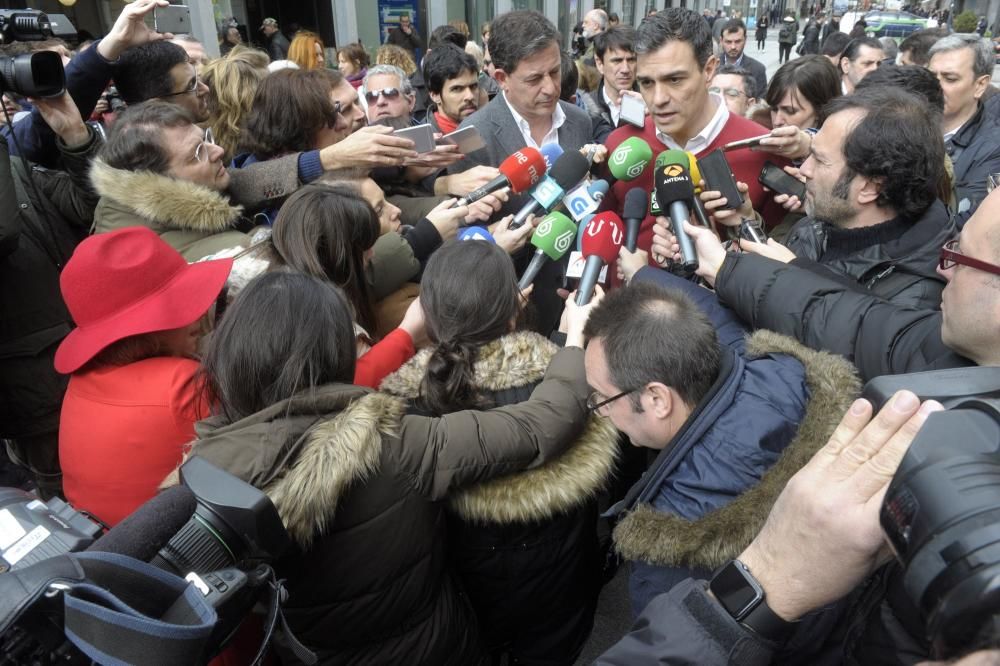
[449,10,593,332]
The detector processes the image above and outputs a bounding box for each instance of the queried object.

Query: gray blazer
[227,153,303,213]
[449,95,594,219]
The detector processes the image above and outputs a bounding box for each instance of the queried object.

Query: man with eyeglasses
[566,278,845,614]
[710,64,756,117]
[659,173,1000,388]
[363,65,418,125]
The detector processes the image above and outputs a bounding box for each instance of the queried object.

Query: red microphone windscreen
[498,147,547,193]
[581,212,624,264]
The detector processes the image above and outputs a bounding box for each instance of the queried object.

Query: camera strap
[61,551,218,665]
[251,567,317,665]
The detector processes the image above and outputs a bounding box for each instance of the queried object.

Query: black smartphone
[758,161,806,200]
[698,148,744,210]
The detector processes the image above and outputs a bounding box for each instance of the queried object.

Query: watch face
[712,561,763,620]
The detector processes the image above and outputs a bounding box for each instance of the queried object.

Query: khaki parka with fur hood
[90,158,250,261]
[179,347,590,665]
[379,331,619,659]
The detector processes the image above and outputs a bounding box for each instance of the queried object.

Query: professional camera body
[0,9,65,100]
[0,456,294,664]
[866,368,1000,659]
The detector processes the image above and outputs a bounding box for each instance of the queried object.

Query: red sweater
[59,358,208,526]
[602,114,788,257]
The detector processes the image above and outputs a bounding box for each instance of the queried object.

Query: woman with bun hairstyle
[179,269,596,663]
[379,240,619,665]
[56,227,231,526]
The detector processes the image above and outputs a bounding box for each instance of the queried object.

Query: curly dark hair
[821,87,944,221]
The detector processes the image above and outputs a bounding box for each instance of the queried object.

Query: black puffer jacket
[782,200,954,311]
[180,347,591,665]
[948,103,1000,228]
[0,129,101,439]
[714,252,973,382]
[380,332,620,664]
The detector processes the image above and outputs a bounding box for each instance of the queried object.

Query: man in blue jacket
[578,276,858,614]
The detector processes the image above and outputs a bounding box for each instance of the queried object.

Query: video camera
[865,367,1000,658]
[0,10,65,100]
[0,456,295,664]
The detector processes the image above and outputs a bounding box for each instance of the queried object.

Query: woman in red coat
[55,227,232,526]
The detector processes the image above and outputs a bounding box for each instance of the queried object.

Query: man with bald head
[582,8,609,61]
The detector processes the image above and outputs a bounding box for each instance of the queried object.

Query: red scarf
[434,111,459,135]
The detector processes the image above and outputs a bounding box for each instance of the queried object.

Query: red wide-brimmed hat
[54,227,234,374]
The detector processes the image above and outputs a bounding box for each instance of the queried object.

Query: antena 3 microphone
[655,151,699,272]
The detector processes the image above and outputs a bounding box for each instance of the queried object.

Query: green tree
[953,10,979,33]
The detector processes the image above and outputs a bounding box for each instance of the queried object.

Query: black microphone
[510,151,591,229]
[654,163,699,272]
[87,485,197,561]
[622,188,647,252]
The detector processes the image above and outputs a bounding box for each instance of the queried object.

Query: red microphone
[576,212,624,305]
[455,147,547,206]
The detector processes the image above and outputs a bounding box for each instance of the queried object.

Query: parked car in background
[863,10,928,38]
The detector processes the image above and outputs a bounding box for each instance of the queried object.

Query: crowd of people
[2,0,1000,663]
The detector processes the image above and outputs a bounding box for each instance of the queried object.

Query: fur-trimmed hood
[612,330,860,571]
[90,158,243,235]
[174,386,407,548]
[380,331,619,524]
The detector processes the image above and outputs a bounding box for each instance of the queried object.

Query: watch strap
[741,592,795,643]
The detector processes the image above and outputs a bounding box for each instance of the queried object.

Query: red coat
[59,358,208,526]
[602,113,788,257]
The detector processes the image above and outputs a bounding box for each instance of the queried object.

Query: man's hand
[559,285,604,348]
[491,214,534,254]
[700,180,755,227]
[738,392,944,621]
[435,165,500,197]
[767,165,807,213]
[580,143,609,164]
[319,125,418,170]
[617,246,649,283]
[31,93,89,148]
[398,297,428,348]
[755,125,812,161]
[403,142,462,170]
[738,237,797,263]
[98,0,172,62]
[651,218,729,286]
[424,198,467,242]
[465,190,508,225]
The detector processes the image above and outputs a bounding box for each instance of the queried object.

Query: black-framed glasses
[709,86,748,99]
[939,239,1000,276]
[364,87,402,103]
[161,75,201,99]
[587,388,638,413]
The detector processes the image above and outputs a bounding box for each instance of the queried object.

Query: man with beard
[658,87,953,312]
[718,19,767,98]
[424,44,480,135]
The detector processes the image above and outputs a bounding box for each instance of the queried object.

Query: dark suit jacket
[448,95,593,334]
[727,53,768,99]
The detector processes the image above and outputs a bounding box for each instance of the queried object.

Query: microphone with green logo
[607,136,653,183]
[517,212,577,290]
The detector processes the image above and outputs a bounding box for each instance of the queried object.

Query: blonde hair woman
[375,44,416,76]
[201,45,269,161]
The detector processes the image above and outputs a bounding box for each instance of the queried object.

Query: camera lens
[0,52,65,99]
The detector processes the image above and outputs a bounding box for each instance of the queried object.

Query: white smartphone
[438,125,486,154]
[620,94,646,128]
[393,123,436,154]
[153,5,191,34]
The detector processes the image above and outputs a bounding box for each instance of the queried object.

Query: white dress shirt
[655,92,730,154]
[503,92,566,150]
